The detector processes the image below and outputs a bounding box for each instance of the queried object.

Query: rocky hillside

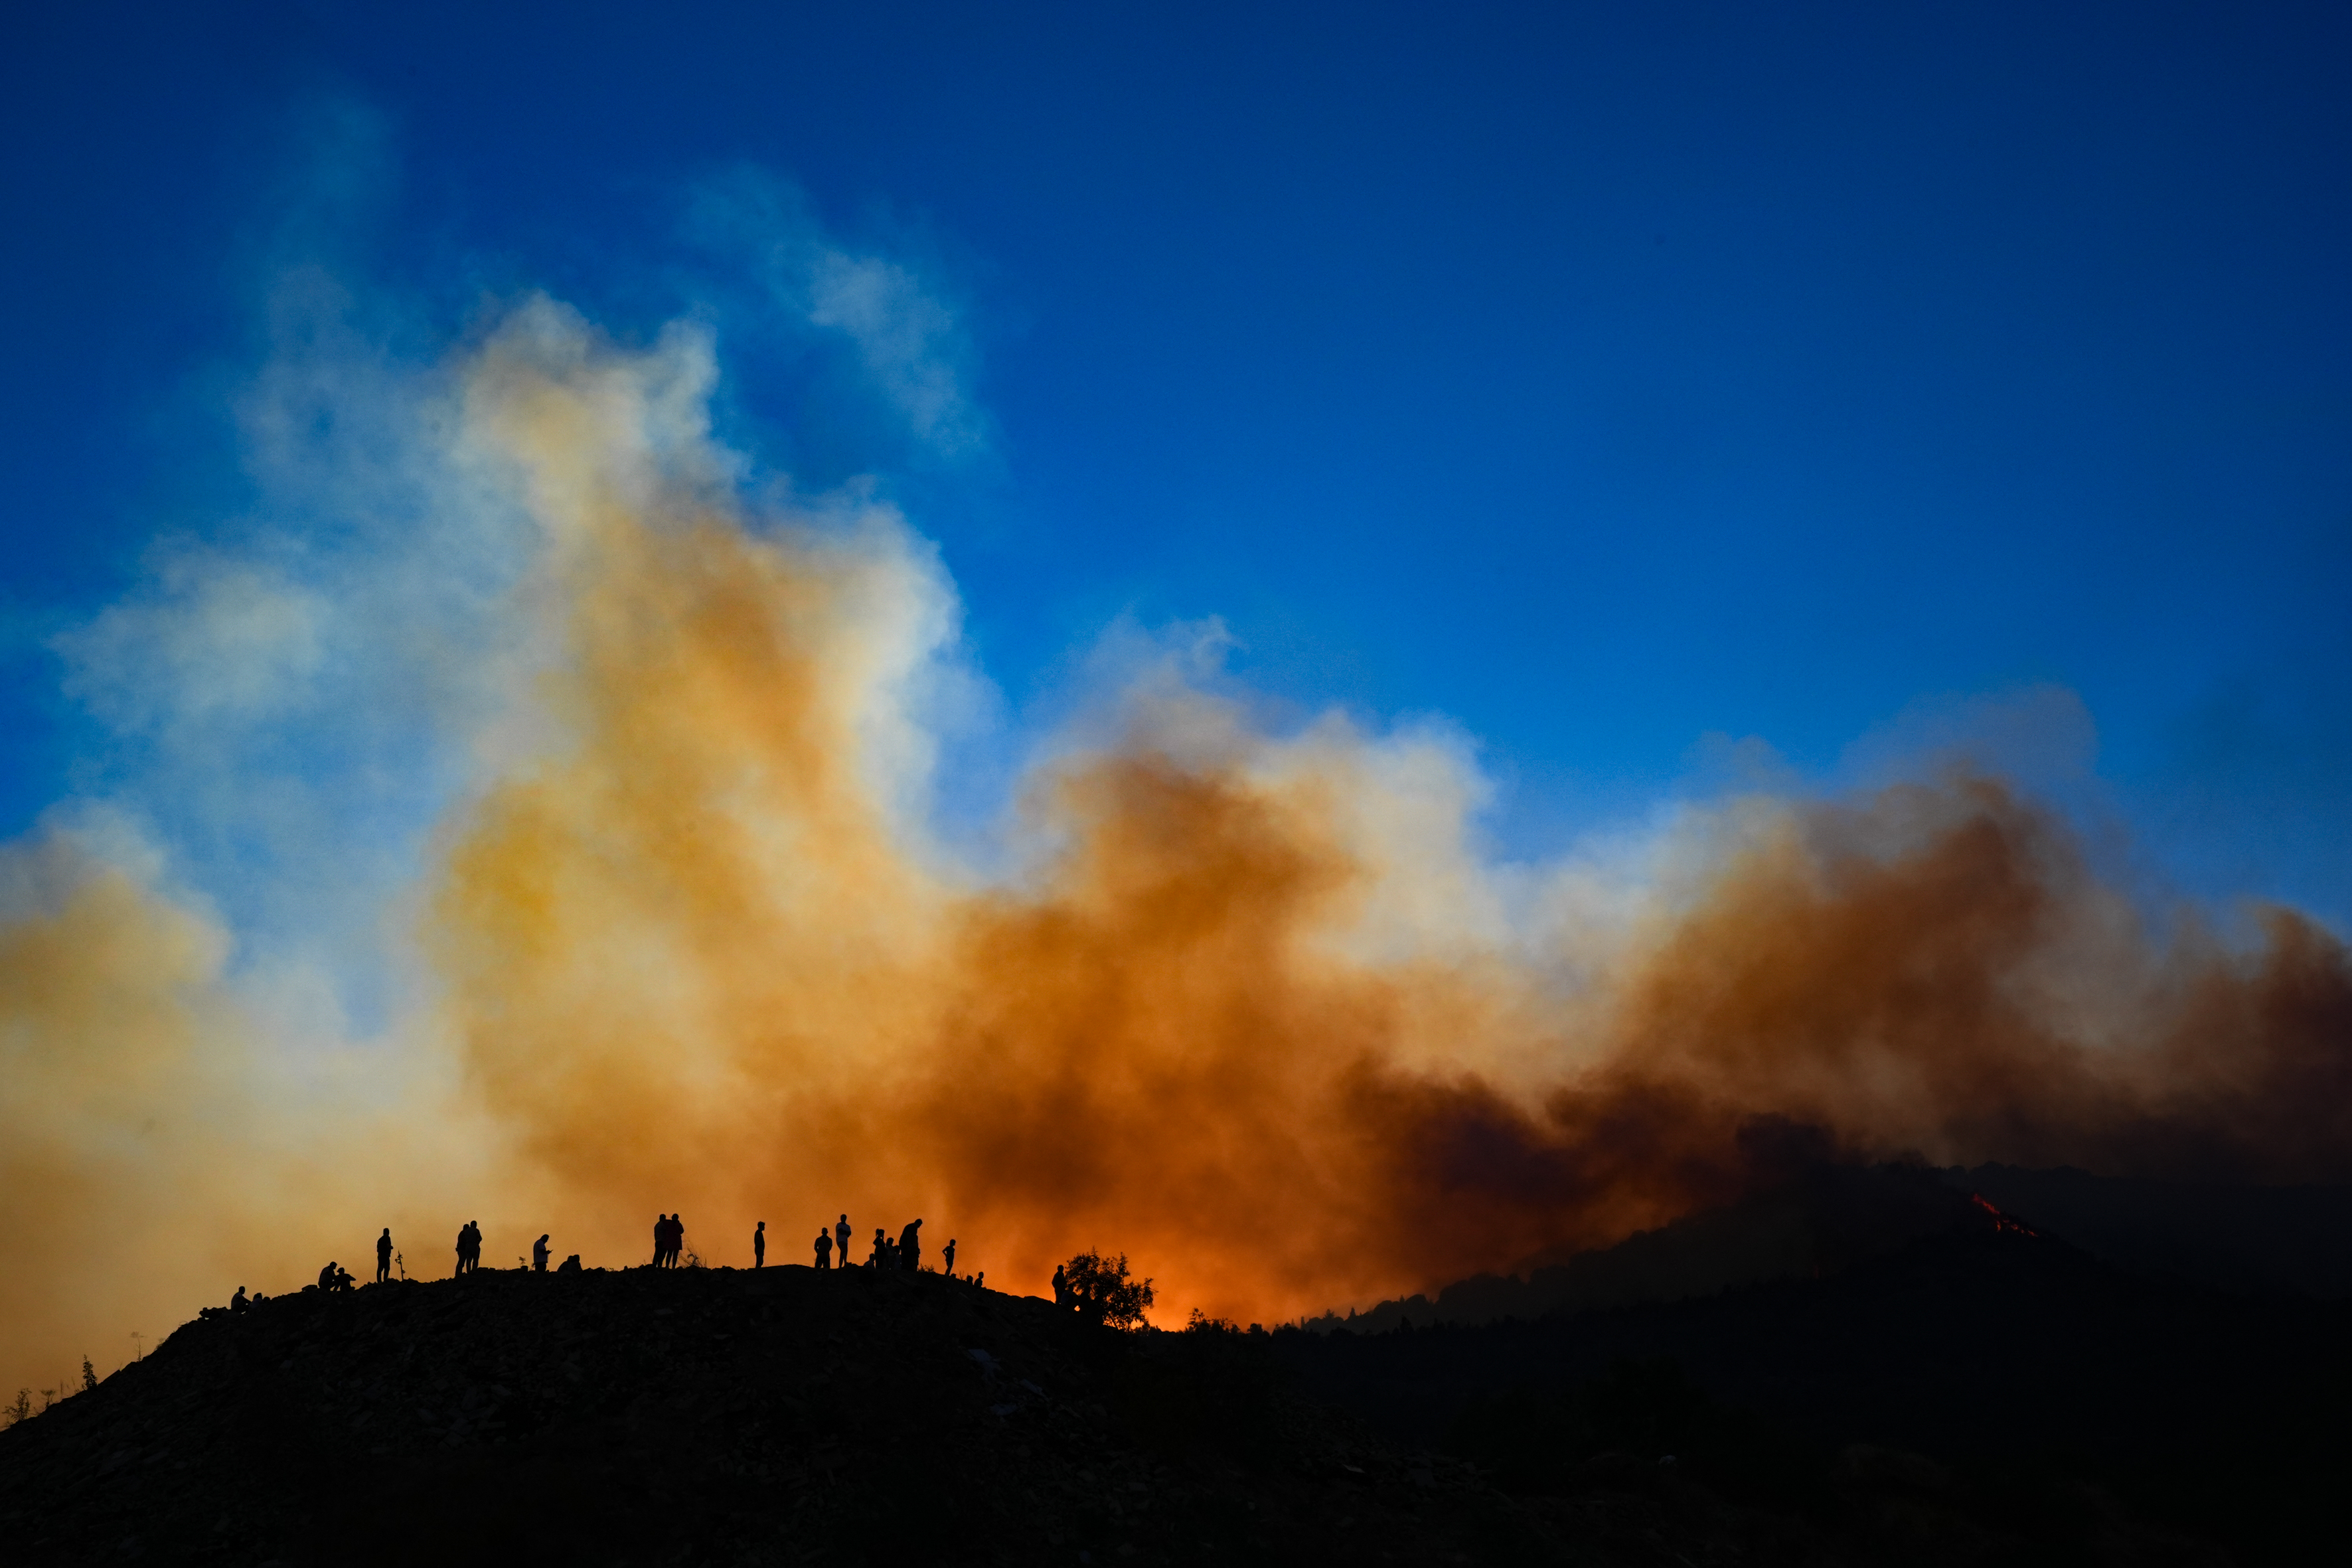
[7,1204,2341,1565]
[0,1261,1786,1567]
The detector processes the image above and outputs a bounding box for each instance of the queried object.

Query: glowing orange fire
[1970,1193,2037,1237]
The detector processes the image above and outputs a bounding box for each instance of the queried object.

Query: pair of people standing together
[453,1220,483,1274]
[651,1213,688,1268]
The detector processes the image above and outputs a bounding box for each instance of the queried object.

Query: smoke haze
[3,297,2347,1399]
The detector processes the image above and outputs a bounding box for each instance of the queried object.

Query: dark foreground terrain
[1,1265,1524,1567]
[5,1173,2347,1566]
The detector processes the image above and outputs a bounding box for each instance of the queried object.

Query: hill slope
[10,1180,2349,1566]
[0,1265,1538,1566]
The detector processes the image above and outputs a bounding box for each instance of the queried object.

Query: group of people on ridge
[798,1214,957,1278]
[258,1208,979,1312]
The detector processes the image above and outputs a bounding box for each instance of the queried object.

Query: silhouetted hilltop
[9,1188,2350,1565]
[1314,1162,1998,1333]
[1953,1163,2352,1298]
[0,1265,1541,1566]
[1281,1214,2352,1564]
[1316,1162,2352,1335]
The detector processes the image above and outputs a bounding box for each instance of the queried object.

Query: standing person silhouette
[899,1218,923,1273]
[532,1234,551,1273]
[870,1228,888,1268]
[376,1227,393,1285]
[942,1238,956,1278]
[753,1221,766,1269]
[651,1214,665,1268]
[834,1214,852,1269]
[814,1228,832,1269]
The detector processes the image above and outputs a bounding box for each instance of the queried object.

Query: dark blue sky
[7,1,2349,921]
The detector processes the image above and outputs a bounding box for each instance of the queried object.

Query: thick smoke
[2,299,2346,1395]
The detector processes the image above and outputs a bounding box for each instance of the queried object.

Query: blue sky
[6,1,2349,927]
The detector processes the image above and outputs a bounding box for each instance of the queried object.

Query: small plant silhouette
[4,1388,29,1427]
[80,1358,96,1393]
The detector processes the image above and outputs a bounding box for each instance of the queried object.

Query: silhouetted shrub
[1063,1249,1155,1329]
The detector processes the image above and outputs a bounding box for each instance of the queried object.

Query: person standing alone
[376,1227,393,1285]
[753,1221,766,1268]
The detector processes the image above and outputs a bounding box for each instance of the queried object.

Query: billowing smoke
[2,297,2345,1397]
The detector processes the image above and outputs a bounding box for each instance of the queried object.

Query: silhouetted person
[942,1238,956,1277]
[557,1253,582,1275]
[899,1219,923,1273]
[376,1227,393,1285]
[533,1234,551,1273]
[753,1221,766,1268]
[335,1265,355,1293]
[652,1213,666,1268]
[1052,1264,1070,1309]
[455,1221,482,1275]
[975,1271,984,1291]
[814,1228,832,1269]
[670,1214,686,1267]
[230,1287,248,1313]
[835,1214,852,1267]
[317,1262,337,1292]
[870,1228,888,1268]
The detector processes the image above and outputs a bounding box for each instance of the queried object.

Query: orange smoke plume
[425,304,2352,1326]
[3,299,2347,1401]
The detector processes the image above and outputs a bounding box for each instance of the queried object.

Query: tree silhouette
[1063,1249,1156,1330]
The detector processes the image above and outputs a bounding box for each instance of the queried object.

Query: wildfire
[1970,1194,2037,1237]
